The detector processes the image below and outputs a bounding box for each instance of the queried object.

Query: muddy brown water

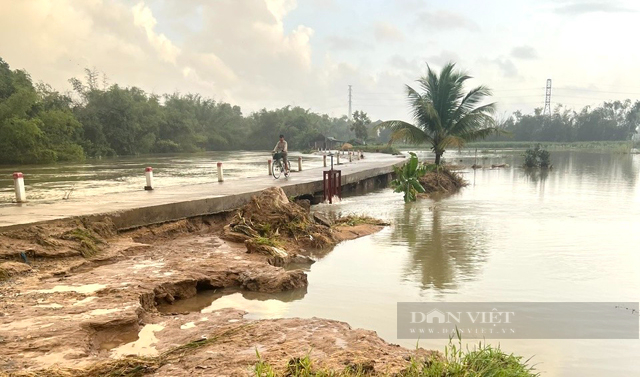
[159,150,640,377]
[0,151,324,205]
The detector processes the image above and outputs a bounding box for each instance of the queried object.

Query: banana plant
[391,152,427,202]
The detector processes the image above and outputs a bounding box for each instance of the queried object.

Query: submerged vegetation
[391,152,428,202]
[392,152,467,202]
[522,144,552,169]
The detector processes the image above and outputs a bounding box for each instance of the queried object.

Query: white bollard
[298,156,302,171]
[323,154,327,167]
[336,154,340,165]
[357,150,361,160]
[349,152,352,162]
[144,167,153,190]
[13,172,26,203]
[217,162,224,182]
[268,159,272,176]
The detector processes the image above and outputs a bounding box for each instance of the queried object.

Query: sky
[1,0,640,122]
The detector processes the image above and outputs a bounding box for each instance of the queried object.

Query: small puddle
[157,288,307,319]
[99,329,140,352]
[109,323,165,357]
[36,284,106,294]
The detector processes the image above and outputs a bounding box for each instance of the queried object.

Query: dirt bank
[0,188,427,376]
[418,168,468,196]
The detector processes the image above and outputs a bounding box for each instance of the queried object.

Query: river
[163,150,639,377]
[0,151,323,205]
[3,149,640,376]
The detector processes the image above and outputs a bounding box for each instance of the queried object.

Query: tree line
[0,57,365,165]
[489,102,640,142]
[1,56,638,165]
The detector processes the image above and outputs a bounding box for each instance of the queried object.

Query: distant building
[309,134,344,150]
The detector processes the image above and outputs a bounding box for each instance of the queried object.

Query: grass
[334,215,389,227]
[254,235,282,248]
[252,333,538,377]
[463,140,634,152]
[397,140,636,152]
[61,227,103,258]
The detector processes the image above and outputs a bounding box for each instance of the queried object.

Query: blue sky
[2,0,639,122]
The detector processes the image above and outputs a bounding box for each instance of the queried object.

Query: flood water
[0,151,323,205]
[162,150,640,377]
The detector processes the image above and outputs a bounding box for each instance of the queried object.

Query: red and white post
[336,153,340,165]
[298,156,302,171]
[13,172,26,203]
[144,167,154,190]
[217,162,224,182]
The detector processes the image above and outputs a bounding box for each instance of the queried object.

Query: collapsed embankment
[0,187,438,376]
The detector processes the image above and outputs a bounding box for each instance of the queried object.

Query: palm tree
[380,62,499,165]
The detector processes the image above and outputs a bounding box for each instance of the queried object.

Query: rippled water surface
[0,151,323,204]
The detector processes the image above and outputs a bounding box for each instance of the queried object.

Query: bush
[523,144,552,168]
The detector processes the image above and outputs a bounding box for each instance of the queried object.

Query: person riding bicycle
[273,134,289,174]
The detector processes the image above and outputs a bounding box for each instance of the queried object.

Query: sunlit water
[163,150,640,377]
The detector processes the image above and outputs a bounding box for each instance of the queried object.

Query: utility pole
[348,85,352,121]
[543,79,552,116]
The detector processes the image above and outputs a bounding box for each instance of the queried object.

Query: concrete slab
[0,154,405,231]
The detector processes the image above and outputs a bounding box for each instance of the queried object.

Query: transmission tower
[543,79,552,116]
[348,85,352,120]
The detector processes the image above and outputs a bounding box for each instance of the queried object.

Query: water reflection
[157,287,307,314]
[391,203,488,291]
[522,168,549,184]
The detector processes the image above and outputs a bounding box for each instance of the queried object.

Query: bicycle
[272,152,289,179]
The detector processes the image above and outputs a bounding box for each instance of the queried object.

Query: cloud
[414,10,480,32]
[493,58,519,78]
[554,1,637,15]
[326,36,372,51]
[310,0,338,11]
[373,22,404,42]
[426,51,461,67]
[132,2,181,64]
[511,45,538,60]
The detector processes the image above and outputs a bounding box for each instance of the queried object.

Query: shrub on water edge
[523,144,552,169]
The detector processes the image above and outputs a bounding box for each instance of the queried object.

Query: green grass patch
[61,227,104,258]
[334,215,389,227]
[252,334,538,376]
[254,236,282,248]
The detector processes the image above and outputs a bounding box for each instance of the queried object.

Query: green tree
[379,62,500,165]
[0,57,85,164]
[350,110,370,141]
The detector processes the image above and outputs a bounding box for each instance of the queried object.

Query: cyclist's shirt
[274,140,288,153]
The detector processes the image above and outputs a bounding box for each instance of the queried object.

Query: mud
[0,189,422,376]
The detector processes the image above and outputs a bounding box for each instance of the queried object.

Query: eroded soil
[0,190,433,376]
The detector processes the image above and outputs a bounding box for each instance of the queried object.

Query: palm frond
[377,120,434,145]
